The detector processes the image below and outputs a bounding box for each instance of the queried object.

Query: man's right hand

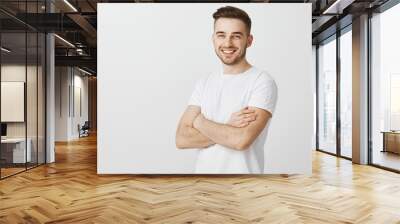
[227,107,257,128]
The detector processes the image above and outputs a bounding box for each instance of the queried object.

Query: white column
[45,0,56,163]
[46,33,55,163]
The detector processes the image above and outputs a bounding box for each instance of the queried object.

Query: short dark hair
[213,6,252,34]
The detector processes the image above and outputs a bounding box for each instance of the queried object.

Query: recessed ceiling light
[63,0,78,12]
[78,67,93,76]
[322,0,354,15]
[1,47,11,53]
[54,34,75,48]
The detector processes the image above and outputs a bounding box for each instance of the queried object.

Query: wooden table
[381,131,400,154]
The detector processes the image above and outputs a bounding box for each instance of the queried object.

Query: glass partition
[0,31,28,177]
[26,0,46,169]
[27,31,38,169]
[38,32,45,165]
[317,36,337,154]
[0,1,46,179]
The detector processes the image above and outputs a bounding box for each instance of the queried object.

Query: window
[340,29,352,158]
[371,2,400,171]
[318,36,337,154]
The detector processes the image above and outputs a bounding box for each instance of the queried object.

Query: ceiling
[0,0,393,75]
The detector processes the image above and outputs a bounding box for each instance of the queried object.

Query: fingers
[236,114,257,127]
[229,107,257,127]
[232,107,255,118]
[229,119,249,128]
[230,117,255,128]
[237,121,249,128]
[239,108,255,115]
[244,115,256,122]
[238,113,257,120]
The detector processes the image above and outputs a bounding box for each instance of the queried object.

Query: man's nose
[222,37,233,47]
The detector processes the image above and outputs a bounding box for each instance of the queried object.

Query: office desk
[1,138,31,163]
[382,131,400,154]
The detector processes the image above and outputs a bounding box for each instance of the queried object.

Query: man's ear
[247,34,253,47]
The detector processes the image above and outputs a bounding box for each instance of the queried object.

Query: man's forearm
[176,125,215,149]
[193,114,247,150]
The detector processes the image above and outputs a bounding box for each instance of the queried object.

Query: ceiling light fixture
[63,0,78,12]
[54,34,75,48]
[322,0,354,15]
[1,47,11,53]
[78,67,93,76]
[76,48,84,55]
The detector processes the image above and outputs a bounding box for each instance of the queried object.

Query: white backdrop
[98,3,313,174]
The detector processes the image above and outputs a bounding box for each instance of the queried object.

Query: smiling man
[176,6,278,174]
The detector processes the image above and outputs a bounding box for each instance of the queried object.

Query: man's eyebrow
[232,32,244,35]
[215,31,244,36]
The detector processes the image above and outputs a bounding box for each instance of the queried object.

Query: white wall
[98,3,313,174]
[312,45,317,150]
[1,65,39,138]
[55,67,69,141]
[55,67,89,141]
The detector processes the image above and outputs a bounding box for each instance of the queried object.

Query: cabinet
[0,138,32,165]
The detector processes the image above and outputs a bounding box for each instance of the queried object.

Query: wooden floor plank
[1,134,400,223]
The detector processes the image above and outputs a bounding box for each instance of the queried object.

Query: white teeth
[222,50,235,53]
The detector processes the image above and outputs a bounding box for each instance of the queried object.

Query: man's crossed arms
[176,106,271,151]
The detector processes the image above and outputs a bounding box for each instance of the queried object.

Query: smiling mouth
[221,49,236,55]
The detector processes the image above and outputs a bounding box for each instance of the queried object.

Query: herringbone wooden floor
[1,134,400,224]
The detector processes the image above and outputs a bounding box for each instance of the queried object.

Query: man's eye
[233,35,241,39]
[217,35,225,38]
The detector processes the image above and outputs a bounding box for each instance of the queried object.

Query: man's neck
[222,60,252,75]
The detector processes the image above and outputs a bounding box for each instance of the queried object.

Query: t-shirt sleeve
[188,78,205,106]
[248,73,278,115]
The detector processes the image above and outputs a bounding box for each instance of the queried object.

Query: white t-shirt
[188,66,278,174]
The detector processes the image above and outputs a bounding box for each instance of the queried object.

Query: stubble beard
[216,48,247,66]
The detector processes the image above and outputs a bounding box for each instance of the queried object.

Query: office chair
[79,121,90,138]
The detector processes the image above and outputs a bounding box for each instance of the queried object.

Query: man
[176,6,278,174]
